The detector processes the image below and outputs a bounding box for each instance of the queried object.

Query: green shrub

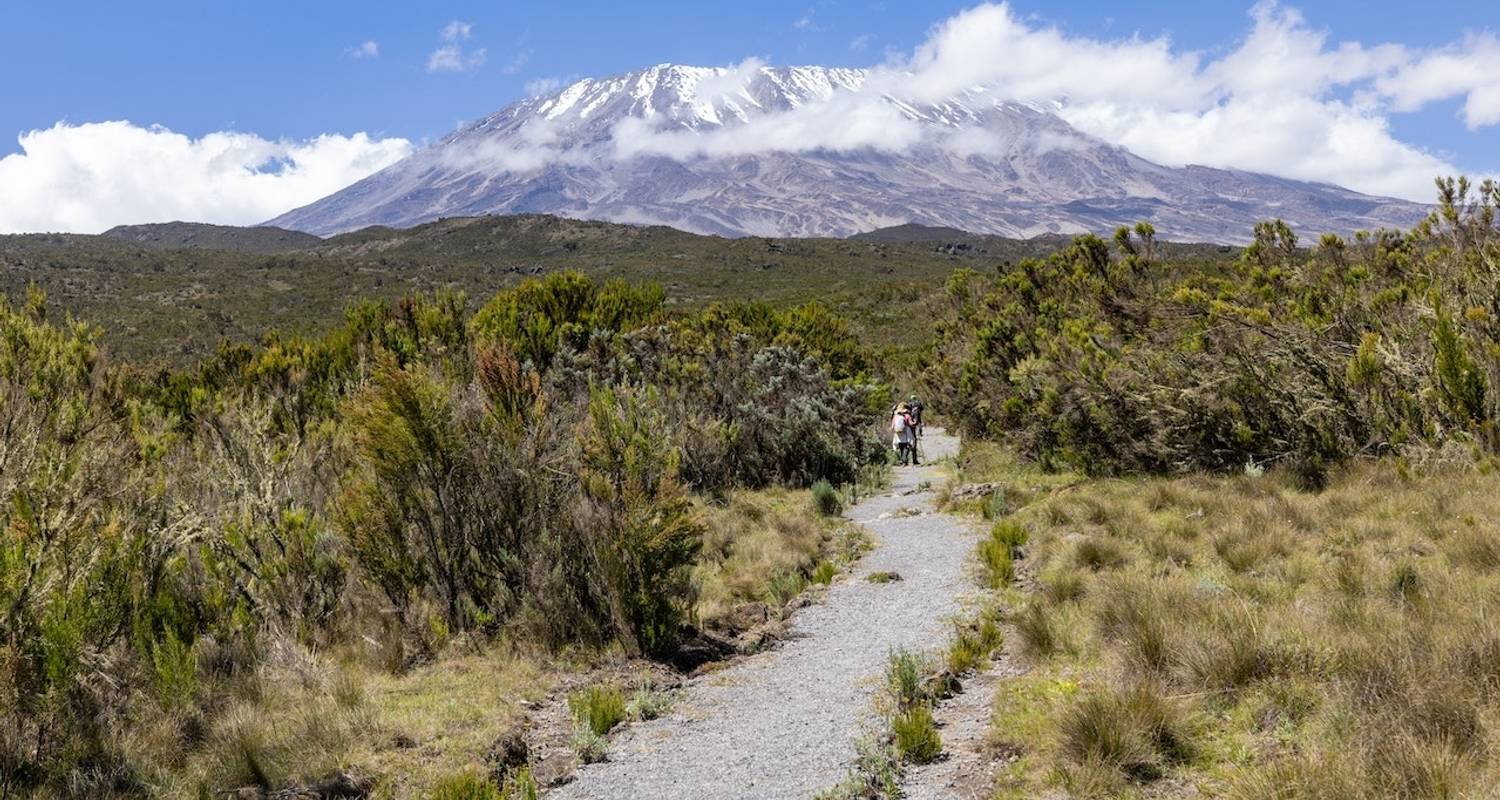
[947,627,984,675]
[579,387,705,656]
[991,520,1029,553]
[570,727,609,764]
[811,560,838,585]
[892,703,943,763]
[811,480,844,517]
[627,682,673,721]
[569,684,628,737]
[886,649,927,709]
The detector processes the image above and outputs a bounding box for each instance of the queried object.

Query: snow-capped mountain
[269,64,1427,243]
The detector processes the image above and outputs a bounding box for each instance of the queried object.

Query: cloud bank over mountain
[456,2,1497,204]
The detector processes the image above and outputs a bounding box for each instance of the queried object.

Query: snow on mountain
[269,64,1427,243]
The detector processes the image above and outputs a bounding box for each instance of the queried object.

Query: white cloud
[440,20,472,42]
[0,121,412,233]
[849,34,872,52]
[428,21,485,72]
[502,49,531,75]
[525,77,563,97]
[1376,32,1500,129]
[346,40,379,59]
[596,2,1495,201]
[793,11,816,31]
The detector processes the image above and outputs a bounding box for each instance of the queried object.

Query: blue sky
[1,1,1497,232]
[2,1,1494,157]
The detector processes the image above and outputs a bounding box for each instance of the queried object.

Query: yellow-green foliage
[693,489,849,627]
[929,178,1500,478]
[992,460,1500,798]
[0,272,885,796]
[892,703,943,764]
[569,684,628,737]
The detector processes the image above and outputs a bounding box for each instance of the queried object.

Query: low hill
[1,213,1240,364]
[102,221,323,253]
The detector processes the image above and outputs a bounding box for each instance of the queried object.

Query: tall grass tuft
[569,684,627,737]
[811,479,844,517]
[892,703,943,764]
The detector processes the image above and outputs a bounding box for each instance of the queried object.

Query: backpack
[891,413,908,433]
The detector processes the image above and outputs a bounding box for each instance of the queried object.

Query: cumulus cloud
[0,122,412,233]
[502,49,531,75]
[440,21,472,42]
[895,1,1497,200]
[525,77,564,97]
[428,20,486,72]
[346,40,379,59]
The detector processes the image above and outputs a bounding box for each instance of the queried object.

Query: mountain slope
[270,64,1427,244]
[103,221,323,253]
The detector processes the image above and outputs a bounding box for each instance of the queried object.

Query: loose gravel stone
[549,431,972,800]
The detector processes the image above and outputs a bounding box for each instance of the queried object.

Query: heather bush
[927,178,1500,475]
[0,270,885,795]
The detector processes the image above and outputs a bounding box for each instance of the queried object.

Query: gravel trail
[550,431,974,800]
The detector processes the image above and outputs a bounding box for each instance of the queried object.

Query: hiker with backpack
[891,402,917,466]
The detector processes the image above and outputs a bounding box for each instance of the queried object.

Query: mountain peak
[269,62,1426,243]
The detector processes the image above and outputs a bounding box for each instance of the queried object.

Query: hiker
[908,394,925,440]
[891,403,914,466]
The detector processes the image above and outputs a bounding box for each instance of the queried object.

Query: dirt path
[548,431,974,800]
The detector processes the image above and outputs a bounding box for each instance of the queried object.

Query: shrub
[578,387,705,656]
[811,560,838,585]
[947,628,983,675]
[570,727,610,764]
[627,682,673,721]
[978,523,1020,588]
[892,703,943,764]
[886,649,927,709]
[811,480,844,517]
[569,684,628,737]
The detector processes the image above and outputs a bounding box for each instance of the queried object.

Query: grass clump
[886,649,927,710]
[626,682,673,721]
[568,684,627,737]
[811,479,844,517]
[429,768,538,800]
[429,771,503,800]
[570,728,609,764]
[811,560,838,586]
[867,570,903,584]
[892,703,943,764]
[1057,683,1195,783]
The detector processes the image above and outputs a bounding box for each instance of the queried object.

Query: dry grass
[693,488,864,626]
[140,641,549,799]
[990,457,1500,798]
